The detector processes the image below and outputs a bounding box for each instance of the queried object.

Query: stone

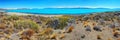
[10,33,20,40]
[108,24,115,28]
[81,35,85,38]
[113,32,120,38]
[97,35,102,40]
[114,22,120,27]
[93,26,102,32]
[85,25,91,32]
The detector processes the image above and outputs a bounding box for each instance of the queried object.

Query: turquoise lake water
[6,8,120,15]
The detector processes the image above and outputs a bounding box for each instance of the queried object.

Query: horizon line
[0,6,119,9]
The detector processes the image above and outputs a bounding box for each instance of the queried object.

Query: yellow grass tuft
[22,29,35,37]
[0,23,6,29]
[50,33,57,39]
[39,28,53,35]
[66,26,74,33]
[59,34,65,39]
[20,29,35,40]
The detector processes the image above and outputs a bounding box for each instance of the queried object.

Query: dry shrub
[0,23,6,29]
[20,29,35,40]
[59,34,65,39]
[40,28,53,35]
[14,20,40,31]
[66,26,74,33]
[50,33,57,39]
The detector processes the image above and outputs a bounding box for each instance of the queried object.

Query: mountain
[42,7,113,9]
[0,8,7,10]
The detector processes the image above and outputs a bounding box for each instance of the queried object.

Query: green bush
[45,16,70,29]
[58,17,69,29]
[5,15,19,21]
[14,20,40,31]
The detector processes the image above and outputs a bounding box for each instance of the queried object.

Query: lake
[5,8,120,15]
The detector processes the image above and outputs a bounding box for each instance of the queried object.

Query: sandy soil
[61,21,116,40]
[6,12,63,17]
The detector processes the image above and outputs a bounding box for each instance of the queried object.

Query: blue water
[5,8,120,15]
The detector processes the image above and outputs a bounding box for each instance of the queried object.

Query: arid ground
[0,11,120,40]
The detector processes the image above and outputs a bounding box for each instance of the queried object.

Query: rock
[114,22,120,27]
[76,21,79,24]
[0,29,4,32]
[35,19,42,24]
[93,26,102,32]
[93,15,101,20]
[98,19,105,25]
[81,35,85,38]
[85,25,91,32]
[108,24,115,28]
[82,16,90,21]
[10,33,20,40]
[68,19,75,23]
[113,32,120,38]
[114,13,120,16]
[97,35,102,40]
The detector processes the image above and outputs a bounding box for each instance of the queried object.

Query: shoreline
[5,12,63,17]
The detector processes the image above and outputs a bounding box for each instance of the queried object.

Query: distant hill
[1,7,113,10]
[0,8,7,10]
[44,7,92,9]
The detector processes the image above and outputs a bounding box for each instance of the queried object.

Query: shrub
[0,23,6,29]
[14,20,40,31]
[5,15,19,21]
[46,17,69,29]
[57,16,70,29]
[46,16,74,29]
[40,28,53,35]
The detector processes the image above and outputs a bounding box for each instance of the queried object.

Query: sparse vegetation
[1,11,120,40]
[14,20,40,31]
[5,15,19,21]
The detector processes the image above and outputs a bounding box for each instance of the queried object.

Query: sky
[0,0,120,8]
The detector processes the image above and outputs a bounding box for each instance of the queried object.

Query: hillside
[0,11,120,40]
